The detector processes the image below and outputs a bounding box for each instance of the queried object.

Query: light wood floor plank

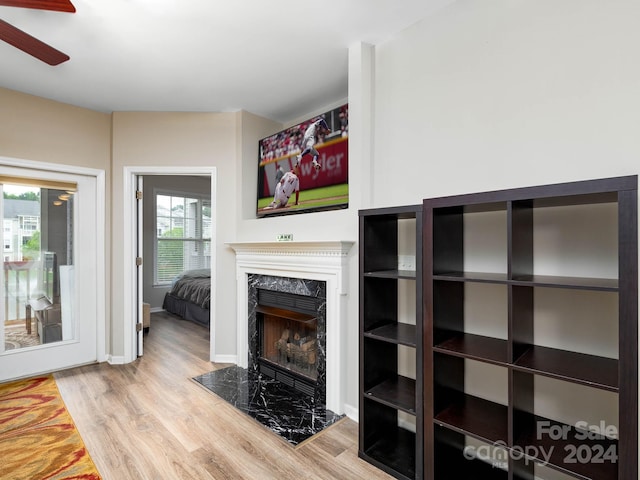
[54,312,393,479]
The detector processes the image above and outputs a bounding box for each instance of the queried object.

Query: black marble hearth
[193,365,344,446]
[193,273,342,446]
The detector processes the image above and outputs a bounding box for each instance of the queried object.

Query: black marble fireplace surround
[193,274,344,446]
[251,274,326,402]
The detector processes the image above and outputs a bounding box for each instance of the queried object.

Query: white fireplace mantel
[227,240,355,414]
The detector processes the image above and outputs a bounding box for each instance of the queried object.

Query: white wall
[374,0,640,204]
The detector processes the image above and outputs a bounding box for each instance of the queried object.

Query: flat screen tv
[256,103,348,218]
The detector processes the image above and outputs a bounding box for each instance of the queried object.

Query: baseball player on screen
[265,165,300,209]
[294,117,330,171]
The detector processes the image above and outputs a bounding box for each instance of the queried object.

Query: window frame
[153,188,211,286]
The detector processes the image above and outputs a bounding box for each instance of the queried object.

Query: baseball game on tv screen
[256,103,348,218]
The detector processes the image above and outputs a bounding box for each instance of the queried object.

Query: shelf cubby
[361,398,417,480]
[433,426,509,479]
[433,353,509,446]
[434,393,508,445]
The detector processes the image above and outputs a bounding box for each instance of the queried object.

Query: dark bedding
[168,268,211,310]
[162,269,211,327]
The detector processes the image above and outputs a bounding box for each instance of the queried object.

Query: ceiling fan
[0,0,75,65]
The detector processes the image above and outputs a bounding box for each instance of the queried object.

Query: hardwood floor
[54,312,393,480]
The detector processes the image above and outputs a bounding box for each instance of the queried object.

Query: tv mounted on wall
[256,103,348,218]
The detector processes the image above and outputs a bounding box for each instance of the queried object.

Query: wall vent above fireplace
[257,289,319,315]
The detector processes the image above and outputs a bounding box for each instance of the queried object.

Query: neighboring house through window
[3,199,41,261]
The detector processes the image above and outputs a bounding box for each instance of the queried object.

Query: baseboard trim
[107,355,127,365]
[213,355,237,364]
[343,403,358,422]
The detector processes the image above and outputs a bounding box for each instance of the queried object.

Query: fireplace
[228,241,354,414]
[255,288,323,398]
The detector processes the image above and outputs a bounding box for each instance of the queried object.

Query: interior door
[0,166,99,380]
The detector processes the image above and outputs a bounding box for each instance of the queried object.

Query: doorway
[123,166,216,363]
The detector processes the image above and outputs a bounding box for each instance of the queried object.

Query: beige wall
[0,88,111,170]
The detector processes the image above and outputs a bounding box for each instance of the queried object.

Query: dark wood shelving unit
[359,204,423,479]
[423,176,638,480]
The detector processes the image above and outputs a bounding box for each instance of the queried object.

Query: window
[155,192,211,284]
[20,215,39,231]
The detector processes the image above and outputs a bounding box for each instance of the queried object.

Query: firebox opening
[258,308,317,382]
[255,288,323,398]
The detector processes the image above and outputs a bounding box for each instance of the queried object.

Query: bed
[162,268,211,327]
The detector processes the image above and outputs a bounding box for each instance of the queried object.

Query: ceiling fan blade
[0,19,69,65]
[0,0,75,13]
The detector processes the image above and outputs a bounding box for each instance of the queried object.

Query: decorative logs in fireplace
[275,328,317,369]
[256,303,318,384]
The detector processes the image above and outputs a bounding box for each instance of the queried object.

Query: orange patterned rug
[0,375,102,480]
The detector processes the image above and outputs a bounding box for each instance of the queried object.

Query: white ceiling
[0,0,451,123]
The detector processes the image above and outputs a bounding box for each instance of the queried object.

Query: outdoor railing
[4,260,38,322]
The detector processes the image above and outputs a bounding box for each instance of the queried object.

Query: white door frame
[136,175,144,356]
[122,166,217,363]
[0,155,107,366]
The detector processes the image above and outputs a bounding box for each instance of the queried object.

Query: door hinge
[136,257,143,266]
[136,190,143,200]
[136,323,143,332]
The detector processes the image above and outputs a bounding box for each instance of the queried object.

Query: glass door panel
[2,183,75,351]
[0,164,99,381]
